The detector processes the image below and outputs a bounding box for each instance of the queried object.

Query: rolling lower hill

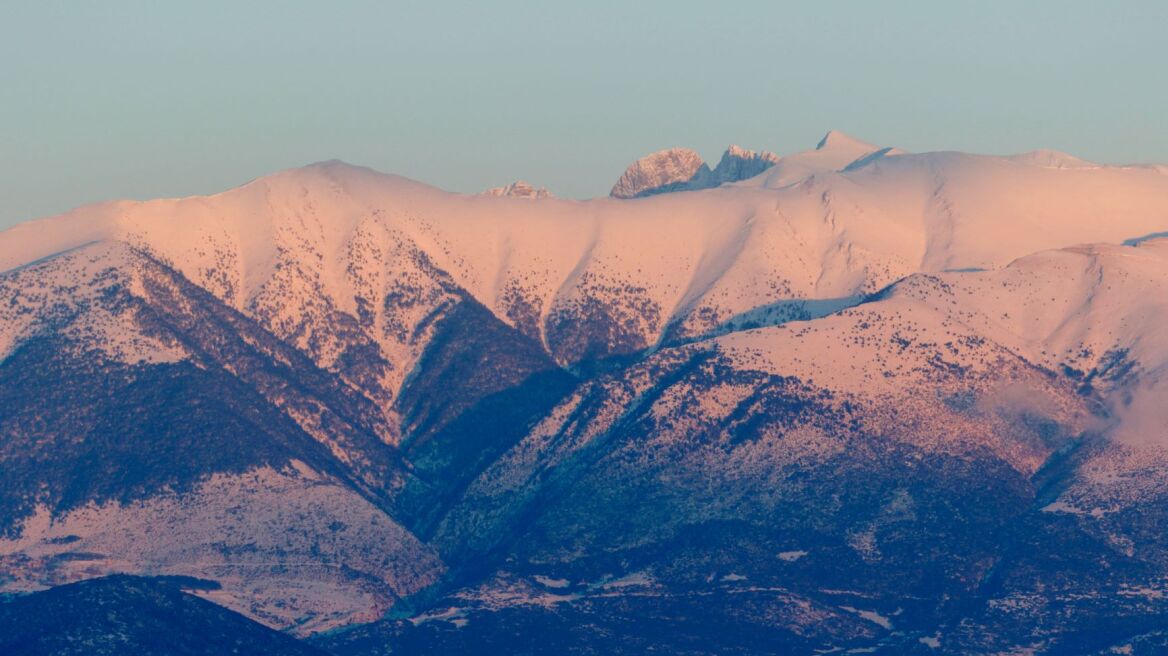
[0,575,329,656]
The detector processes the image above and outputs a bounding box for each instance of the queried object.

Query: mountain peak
[712,145,780,183]
[304,158,365,172]
[609,145,784,198]
[483,180,554,199]
[610,148,710,199]
[290,159,384,184]
[1008,148,1096,169]
[724,144,779,163]
[816,130,877,152]
[260,160,440,198]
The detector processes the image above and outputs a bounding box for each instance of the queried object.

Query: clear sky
[2,1,1166,227]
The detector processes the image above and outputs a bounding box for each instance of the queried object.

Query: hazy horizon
[3,1,1167,227]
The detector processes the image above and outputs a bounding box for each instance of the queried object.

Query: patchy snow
[839,606,894,630]
[454,575,583,610]
[0,464,443,635]
[533,575,571,588]
[1118,584,1168,600]
[919,633,942,648]
[0,242,188,365]
[595,571,655,590]
[1041,501,1114,517]
[409,607,469,627]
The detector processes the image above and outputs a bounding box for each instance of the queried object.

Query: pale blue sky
[2,1,1166,226]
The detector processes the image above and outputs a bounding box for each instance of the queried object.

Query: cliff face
[709,144,781,183]
[609,147,711,198]
[609,144,781,198]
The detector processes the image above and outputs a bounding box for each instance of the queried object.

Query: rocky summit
[609,143,782,198]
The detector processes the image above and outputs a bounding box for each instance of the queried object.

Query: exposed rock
[709,144,780,184]
[609,147,711,198]
[483,180,553,199]
[610,145,779,198]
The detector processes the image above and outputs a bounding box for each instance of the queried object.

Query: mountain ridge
[3,134,1168,652]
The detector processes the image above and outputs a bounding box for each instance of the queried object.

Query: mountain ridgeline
[3,133,1168,653]
[608,144,780,198]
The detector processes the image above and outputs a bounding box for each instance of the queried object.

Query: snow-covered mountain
[3,133,1168,653]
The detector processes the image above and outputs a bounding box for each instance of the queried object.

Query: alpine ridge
[3,133,1168,654]
[608,143,781,198]
[482,180,553,199]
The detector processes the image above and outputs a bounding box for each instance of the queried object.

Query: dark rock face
[0,575,329,656]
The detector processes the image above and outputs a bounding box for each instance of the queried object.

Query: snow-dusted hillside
[3,132,1167,375]
[3,132,1168,652]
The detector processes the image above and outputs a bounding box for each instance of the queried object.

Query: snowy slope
[0,465,442,636]
[2,135,1167,377]
[737,130,892,188]
[883,238,1168,446]
[2,134,1168,650]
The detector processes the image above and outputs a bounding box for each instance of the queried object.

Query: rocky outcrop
[710,144,780,184]
[610,145,778,198]
[609,148,711,198]
[483,180,553,199]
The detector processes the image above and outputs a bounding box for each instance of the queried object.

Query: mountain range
[3,132,1168,654]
